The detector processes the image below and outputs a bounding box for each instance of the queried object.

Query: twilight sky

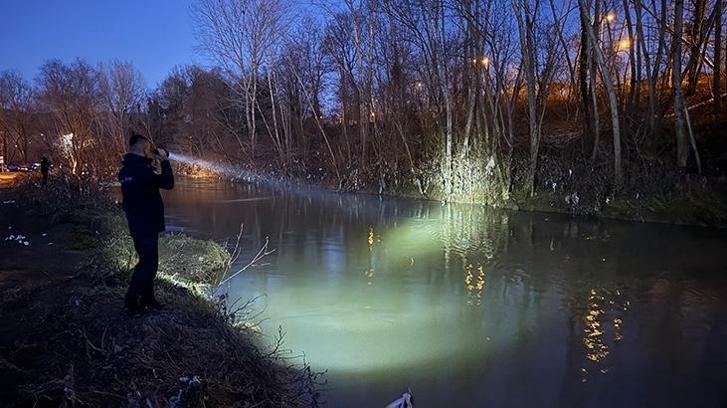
[0,0,199,87]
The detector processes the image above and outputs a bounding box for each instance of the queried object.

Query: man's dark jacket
[118,153,174,236]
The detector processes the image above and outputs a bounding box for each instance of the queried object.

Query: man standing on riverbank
[118,134,174,314]
[40,157,50,183]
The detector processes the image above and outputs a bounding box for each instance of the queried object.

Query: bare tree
[384,0,455,195]
[634,0,657,134]
[193,0,287,158]
[672,0,701,173]
[36,59,101,175]
[512,0,558,194]
[513,0,541,194]
[578,0,623,183]
[0,71,35,163]
[322,13,353,154]
[97,61,145,157]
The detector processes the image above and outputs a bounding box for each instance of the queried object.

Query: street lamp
[617,39,630,51]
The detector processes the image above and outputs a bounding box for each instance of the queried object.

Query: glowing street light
[606,12,616,23]
[472,56,490,67]
[617,39,631,51]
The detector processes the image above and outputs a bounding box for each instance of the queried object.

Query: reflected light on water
[581,288,631,382]
[245,294,487,374]
[584,289,609,363]
[229,213,504,375]
[465,264,486,306]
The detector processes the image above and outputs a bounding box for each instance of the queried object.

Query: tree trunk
[588,0,601,161]
[673,0,690,170]
[359,90,368,169]
[687,0,707,96]
[622,0,637,108]
[249,70,258,158]
[579,0,622,183]
[635,0,656,133]
[714,0,722,114]
[589,38,601,161]
[339,70,352,161]
[549,0,578,106]
[578,17,593,142]
[651,0,668,131]
[461,0,477,158]
[513,0,540,195]
[266,69,283,164]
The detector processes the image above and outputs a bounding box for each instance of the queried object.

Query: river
[162,178,727,407]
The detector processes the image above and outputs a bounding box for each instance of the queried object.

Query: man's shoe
[124,297,145,316]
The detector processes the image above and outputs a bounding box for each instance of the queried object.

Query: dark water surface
[162,178,727,407]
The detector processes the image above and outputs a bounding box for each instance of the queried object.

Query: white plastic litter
[4,234,30,246]
[385,391,414,408]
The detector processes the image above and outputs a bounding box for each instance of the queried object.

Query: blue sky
[0,0,200,87]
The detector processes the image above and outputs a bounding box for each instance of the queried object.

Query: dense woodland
[1,0,726,209]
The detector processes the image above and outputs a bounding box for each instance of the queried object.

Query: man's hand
[154,147,169,161]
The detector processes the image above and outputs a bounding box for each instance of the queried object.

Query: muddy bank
[0,176,321,407]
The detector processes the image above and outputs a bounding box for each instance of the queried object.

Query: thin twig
[217,237,276,286]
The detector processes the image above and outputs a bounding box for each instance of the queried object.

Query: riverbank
[0,175,321,407]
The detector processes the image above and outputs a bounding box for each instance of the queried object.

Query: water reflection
[464,264,485,306]
[162,179,727,407]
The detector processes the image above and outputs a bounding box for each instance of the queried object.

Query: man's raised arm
[158,159,174,190]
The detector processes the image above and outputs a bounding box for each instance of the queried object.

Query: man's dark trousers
[126,233,159,306]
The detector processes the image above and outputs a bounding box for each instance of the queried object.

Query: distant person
[40,157,50,183]
[118,134,174,314]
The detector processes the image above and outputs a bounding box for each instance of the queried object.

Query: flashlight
[152,145,169,158]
